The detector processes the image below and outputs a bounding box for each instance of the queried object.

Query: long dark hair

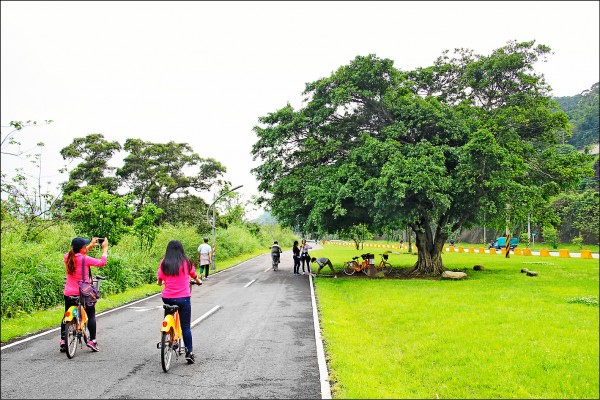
[293,240,299,248]
[66,249,77,275]
[161,240,192,276]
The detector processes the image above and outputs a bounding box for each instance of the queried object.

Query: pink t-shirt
[157,260,198,299]
[63,253,107,296]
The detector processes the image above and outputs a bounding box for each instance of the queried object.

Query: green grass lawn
[310,245,599,399]
[3,245,598,398]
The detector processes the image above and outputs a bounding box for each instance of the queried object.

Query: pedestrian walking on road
[197,237,212,280]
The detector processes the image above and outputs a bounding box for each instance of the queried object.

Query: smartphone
[97,238,105,245]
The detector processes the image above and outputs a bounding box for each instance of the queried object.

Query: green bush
[1,220,296,319]
[542,225,559,249]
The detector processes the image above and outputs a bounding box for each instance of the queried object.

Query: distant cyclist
[157,240,202,364]
[271,241,282,266]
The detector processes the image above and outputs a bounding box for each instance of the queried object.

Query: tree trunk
[411,229,446,276]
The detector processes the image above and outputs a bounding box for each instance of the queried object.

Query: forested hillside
[554,82,599,149]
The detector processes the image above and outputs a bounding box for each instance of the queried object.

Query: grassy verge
[310,245,599,399]
[0,249,267,343]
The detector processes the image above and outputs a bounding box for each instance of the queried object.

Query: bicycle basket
[362,253,375,265]
[383,254,388,260]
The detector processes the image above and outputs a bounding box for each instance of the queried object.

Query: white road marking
[191,305,220,327]
[1,292,163,351]
[244,279,256,288]
[309,275,332,399]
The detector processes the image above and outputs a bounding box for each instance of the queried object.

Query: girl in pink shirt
[60,236,108,353]
[157,240,202,364]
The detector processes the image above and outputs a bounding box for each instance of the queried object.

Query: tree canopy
[251,40,596,275]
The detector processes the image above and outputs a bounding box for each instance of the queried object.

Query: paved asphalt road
[1,248,329,399]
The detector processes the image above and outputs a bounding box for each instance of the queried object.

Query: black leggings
[300,254,310,272]
[61,295,97,341]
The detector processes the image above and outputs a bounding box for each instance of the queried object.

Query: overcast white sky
[2,1,599,218]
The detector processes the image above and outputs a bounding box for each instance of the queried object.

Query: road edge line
[309,274,332,399]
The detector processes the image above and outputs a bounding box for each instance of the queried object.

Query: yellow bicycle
[157,280,199,372]
[62,275,105,359]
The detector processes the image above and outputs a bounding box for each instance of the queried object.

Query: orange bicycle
[343,253,372,276]
[374,251,393,275]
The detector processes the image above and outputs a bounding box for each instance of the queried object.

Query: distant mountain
[251,211,277,225]
[554,82,599,149]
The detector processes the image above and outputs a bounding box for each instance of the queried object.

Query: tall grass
[310,245,599,399]
[1,221,298,319]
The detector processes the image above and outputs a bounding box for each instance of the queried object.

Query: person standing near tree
[197,237,212,280]
[292,240,301,275]
[300,239,312,275]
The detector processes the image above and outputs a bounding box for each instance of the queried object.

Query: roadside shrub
[542,225,559,249]
[572,235,584,250]
[1,219,296,318]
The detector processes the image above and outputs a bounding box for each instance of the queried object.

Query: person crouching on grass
[310,257,337,277]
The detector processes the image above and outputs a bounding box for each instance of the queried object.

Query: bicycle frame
[160,310,182,342]
[159,305,186,372]
[343,256,370,275]
[63,303,88,327]
[63,295,89,359]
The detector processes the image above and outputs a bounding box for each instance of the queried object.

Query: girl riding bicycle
[157,240,202,364]
[61,236,108,352]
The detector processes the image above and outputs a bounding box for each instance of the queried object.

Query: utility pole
[206,184,243,270]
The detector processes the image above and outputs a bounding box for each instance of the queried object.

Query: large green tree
[251,40,595,275]
[116,139,227,213]
[60,133,122,195]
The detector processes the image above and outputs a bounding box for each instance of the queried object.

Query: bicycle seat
[163,304,179,314]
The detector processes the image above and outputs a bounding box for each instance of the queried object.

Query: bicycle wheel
[343,262,356,276]
[382,262,392,275]
[161,330,174,372]
[362,264,371,276]
[64,320,78,359]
